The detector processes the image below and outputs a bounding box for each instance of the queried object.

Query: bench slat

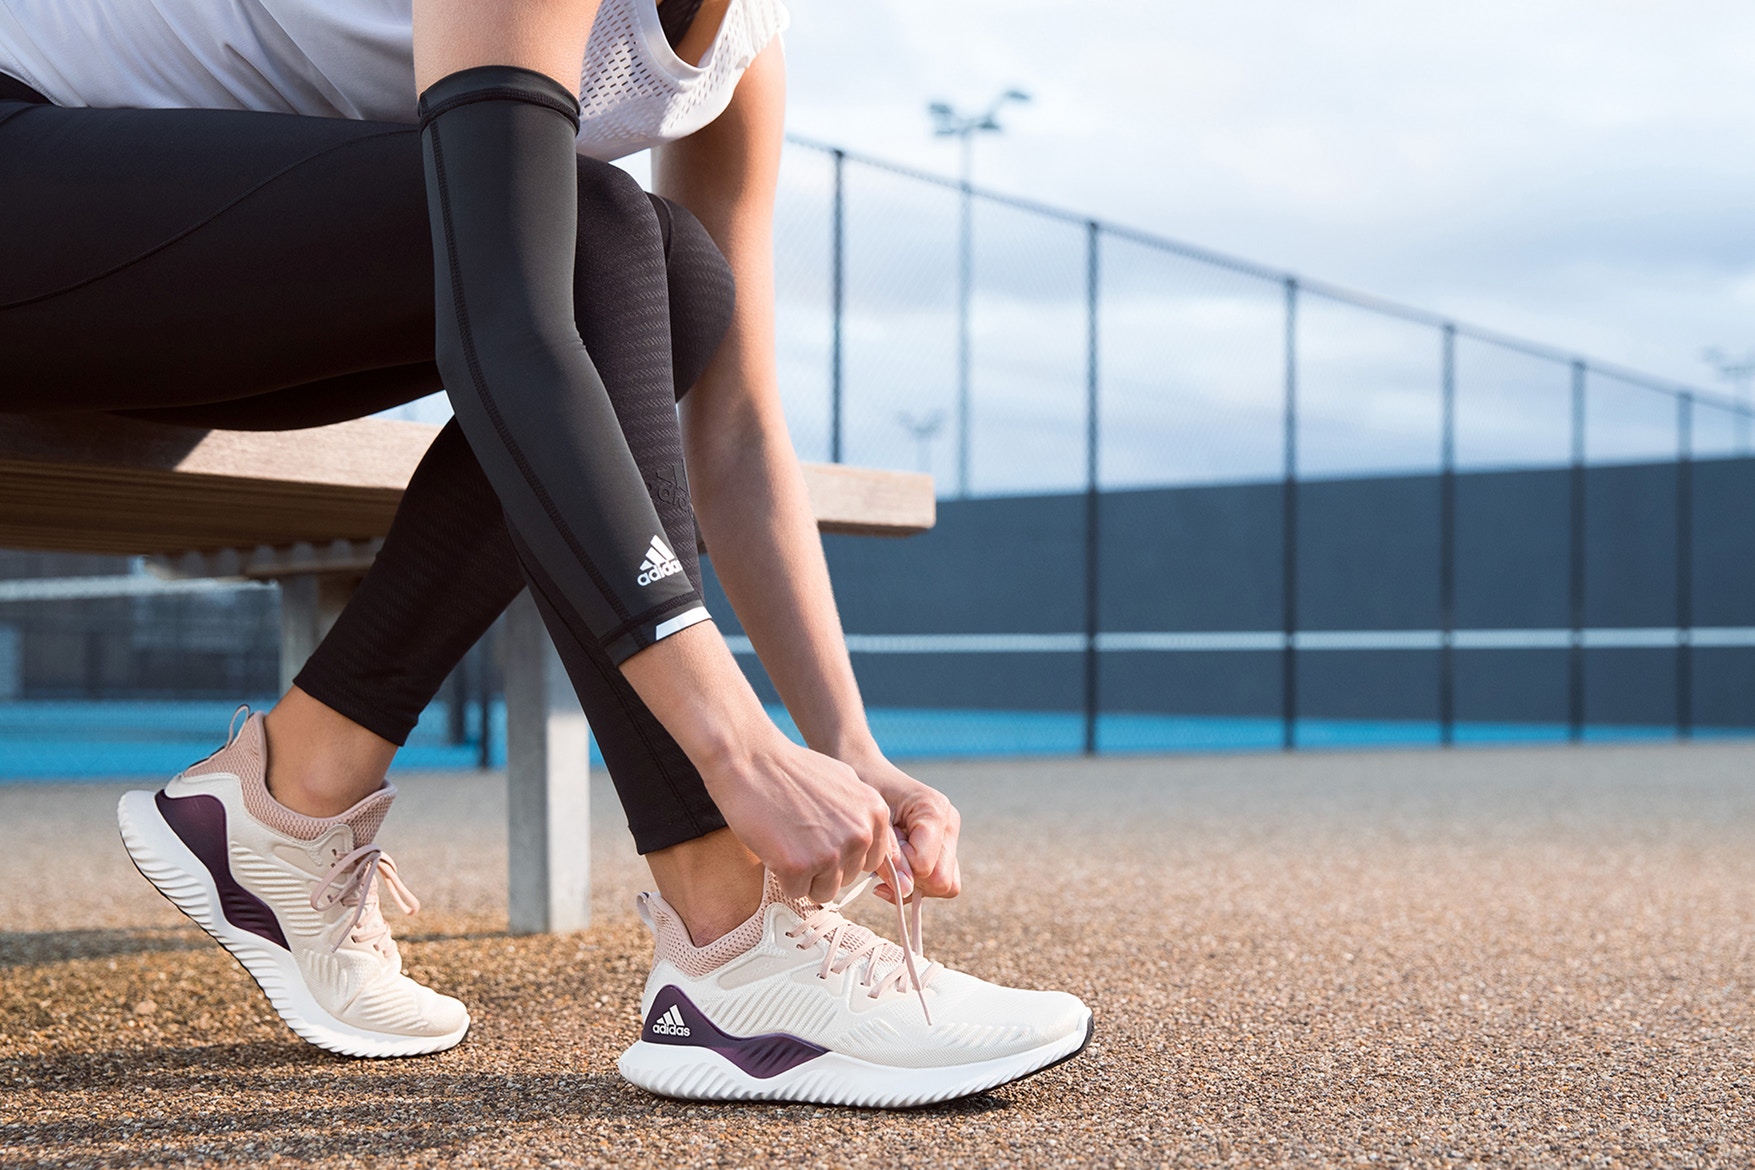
[0,412,431,488]
[0,413,933,555]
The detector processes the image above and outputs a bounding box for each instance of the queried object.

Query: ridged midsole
[617,1014,1093,1108]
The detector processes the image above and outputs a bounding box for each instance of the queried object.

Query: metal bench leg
[503,589,591,934]
[278,572,357,696]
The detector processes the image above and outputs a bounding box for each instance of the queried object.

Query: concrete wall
[706,456,1755,728]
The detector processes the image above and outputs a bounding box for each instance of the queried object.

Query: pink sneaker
[116,711,469,1057]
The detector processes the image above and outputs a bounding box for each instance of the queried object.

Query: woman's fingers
[889,827,915,895]
[897,791,960,898]
[901,816,945,885]
[806,867,844,904]
[701,736,955,908]
[842,752,965,899]
[706,739,897,904]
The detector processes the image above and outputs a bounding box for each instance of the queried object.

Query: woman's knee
[647,194,736,399]
[568,157,734,398]
[573,155,667,286]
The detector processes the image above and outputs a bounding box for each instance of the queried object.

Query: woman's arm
[413,0,597,91]
[411,0,896,903]
[655,44,963,899]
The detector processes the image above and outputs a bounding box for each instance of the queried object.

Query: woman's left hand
[840,747,963,903]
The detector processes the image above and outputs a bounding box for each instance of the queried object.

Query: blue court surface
[0,698,1727,782]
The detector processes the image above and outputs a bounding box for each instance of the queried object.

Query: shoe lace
[783,857,935,1025]
[310,845,420,958]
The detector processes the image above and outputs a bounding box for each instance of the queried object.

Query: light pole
[896,410,946,475]
[930,89,1030,498]
[1702,347,1755,454]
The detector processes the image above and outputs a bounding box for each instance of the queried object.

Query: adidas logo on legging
[636,535,683,587]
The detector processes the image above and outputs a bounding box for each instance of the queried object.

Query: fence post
[1082,221,1101,756]
[1568,359,1587,742]
[830,148,845,465]
[476,622,498,770]
[1281,277,1299,750]
[1439,324,1457,745]
[1677,391,1694,739]
[445,657,467,745]
[955,141,973,498]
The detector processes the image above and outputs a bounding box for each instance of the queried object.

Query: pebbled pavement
[3,742,1753,1168]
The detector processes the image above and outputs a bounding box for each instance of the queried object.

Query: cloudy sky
[777,0,1755,392]
[402,2,1753,486]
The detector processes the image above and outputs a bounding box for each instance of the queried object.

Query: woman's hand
[700,733,899,905]
[619,623,899,905]
[840,747,963,904]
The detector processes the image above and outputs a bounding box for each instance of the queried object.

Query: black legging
[0,79,731,853]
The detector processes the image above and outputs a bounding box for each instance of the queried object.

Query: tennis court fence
[3,137,1752,777]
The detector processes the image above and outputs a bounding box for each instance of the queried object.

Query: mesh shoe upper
[636,873,1088,1070]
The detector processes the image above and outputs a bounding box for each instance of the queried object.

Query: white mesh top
[0,0,787,160]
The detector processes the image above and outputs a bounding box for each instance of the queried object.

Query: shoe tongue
[339,786,395,846]
[761,871,814,919]
[764,872,905,967]
[761,870,872,918]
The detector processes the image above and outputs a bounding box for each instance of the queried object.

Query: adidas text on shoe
[651,1004,692,1037]
[115,710,470,1058]
[617,871,1094,1108]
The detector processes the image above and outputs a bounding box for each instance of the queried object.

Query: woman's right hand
[701,733,898,904]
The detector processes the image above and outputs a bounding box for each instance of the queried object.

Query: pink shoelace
[310,845,420,958]
[783,857,935,1025]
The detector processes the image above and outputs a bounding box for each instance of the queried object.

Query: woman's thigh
[0,100,434,411]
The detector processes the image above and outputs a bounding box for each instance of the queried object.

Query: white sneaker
[618,872,1093,1107]
[116,711,470,1058]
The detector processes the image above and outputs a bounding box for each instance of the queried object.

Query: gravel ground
[4,742,1754,1168]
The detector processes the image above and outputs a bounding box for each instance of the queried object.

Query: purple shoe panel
[154,790,290,951]
[643,985,828,1079]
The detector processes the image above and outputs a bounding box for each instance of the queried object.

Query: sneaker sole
[617,1010,1095,1108]
[116,789,469,1059]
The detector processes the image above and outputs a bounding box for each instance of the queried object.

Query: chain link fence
[738,137,1755,756]
[4,137,1753,777]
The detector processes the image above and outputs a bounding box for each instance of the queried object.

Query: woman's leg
[2,93,744,863]
[0,95,441,818]
[3,85,702,662]
[226,197,760,932]
[0,99,421,813]
[0,104,435,408]
[3,94,760,939]
[261,186,741,853]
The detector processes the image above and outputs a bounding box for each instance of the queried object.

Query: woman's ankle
[646,829,765,946]
[261,686,397,818]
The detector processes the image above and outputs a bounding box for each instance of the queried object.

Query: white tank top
[0,0,787,161]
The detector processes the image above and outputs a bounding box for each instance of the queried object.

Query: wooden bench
[0,411,935,932]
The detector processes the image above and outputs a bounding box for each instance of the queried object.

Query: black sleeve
[417,65,710,663]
